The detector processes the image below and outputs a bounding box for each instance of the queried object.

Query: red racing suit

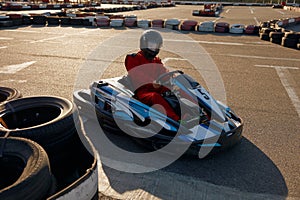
[125,50,179,121]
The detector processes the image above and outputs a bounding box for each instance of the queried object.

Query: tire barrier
[229,24,245,34]
[137,19,150,28]
[151,19,164,28]
[0,87,22,105]
[281,32,300,48]
[0,94,99,199]
[46,16,60,26]
[180,20,197,31]
[0,137,56,200]
[244,25,259,35]
[165,18,180,30]
[0,96,82,189]
[70,17,84,26]
[0,7,298,49]
[260,27,274,41]
[270,31,285,44]
[32,15,47,25]
[110,18,124,27]
[0,2,101,11]
[124,15,137,27]
[215,22,229,33]
[198,21,214,32]
[96,16,110,27]
[258,19,300,49]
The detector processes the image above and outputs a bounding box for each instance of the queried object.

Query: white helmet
[140,30,163,60]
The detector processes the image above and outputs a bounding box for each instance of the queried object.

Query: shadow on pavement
[83,119,288,199]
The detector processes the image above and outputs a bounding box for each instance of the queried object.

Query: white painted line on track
[0,37,13,40]
[225,9,230,13]
[199,41,244,46]
[4,29,37,33]
[0,79,27,83]
[275,10,285,15]
[0,61,36,74]
[227,54,300,62]
[255,64,300,118]
[255,65,299,70]
[30,35,66,43]
[0,46,8,49]
[276,68,300,118]
[254,17,260,25]
[213,17,221,22]
[165,39,245,46]
[162,57,187,64]
[249,7,254,14]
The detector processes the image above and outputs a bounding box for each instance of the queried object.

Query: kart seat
[118,75,135,94]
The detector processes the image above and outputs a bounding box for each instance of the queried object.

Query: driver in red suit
[125,30,179,121]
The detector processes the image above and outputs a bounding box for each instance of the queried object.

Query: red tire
[215,22,229,28]
[151,19,164,28]
[182,20,198,26]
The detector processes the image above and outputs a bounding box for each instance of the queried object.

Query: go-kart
[78,70,243,157]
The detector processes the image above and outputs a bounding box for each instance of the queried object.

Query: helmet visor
[147,41,162,52]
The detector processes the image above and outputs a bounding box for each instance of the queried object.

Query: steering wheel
[155,70,184,86]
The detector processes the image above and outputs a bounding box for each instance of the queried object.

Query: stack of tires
[0,137,57,200]
[198,21,214,32]
[229,24,245,34]
[215,22,230,33]
[137,19,150,28]
[164,18,180,30]
[259,27,274,41]
[5,14,23,26]
[180,20,198,31]
[46,16,60,26]
[70,17,84,26]
[0,87,98,200]
[95,16,110,27]
[244,25,259,35]
[84,16,96,26]
[281,32,300,49]
[0,15,13,27]
[269,29,285,45]
[124,15,137,27]
[151,19,164,28]
[32,15,47,26]
[110,18,124,28]
[59,16,71,26]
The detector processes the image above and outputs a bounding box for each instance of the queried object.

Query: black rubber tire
[282,37,298,48]
[260,33,270,41]
[270,38,282,45]
[284,32,299,39]
[0,21,13,27]
[260,27,273,34]
[32,15,46,25]
[46,16,60,26]
[0,137,55,200]
[0,96,82,188]
[270,32,284,39]
[0,87,22,104]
